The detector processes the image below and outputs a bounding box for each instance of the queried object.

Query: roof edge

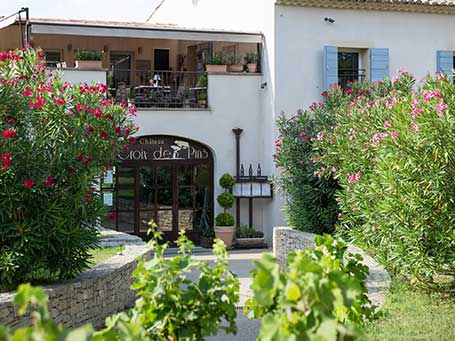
[275,0,455,15]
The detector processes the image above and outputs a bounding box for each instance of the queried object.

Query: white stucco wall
[59,68,107,85]
[133,73,276,240]
[274,6,455,114]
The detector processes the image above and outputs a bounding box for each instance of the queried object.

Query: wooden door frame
[117,159,214,243]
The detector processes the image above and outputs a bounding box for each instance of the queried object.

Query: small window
[43,50,62,68]
[338,52,365,89]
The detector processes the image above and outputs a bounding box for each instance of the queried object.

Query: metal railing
[338,69,366,89]
[109,69,208,109]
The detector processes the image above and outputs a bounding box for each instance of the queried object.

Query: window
[154,49,170,71]
[43,50,62,68]
[338,52,365,89]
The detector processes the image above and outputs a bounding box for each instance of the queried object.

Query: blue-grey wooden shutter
[436,50,453,78]
[370,48,390,81]
[323,45,338,91]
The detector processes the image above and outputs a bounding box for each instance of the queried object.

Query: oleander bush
[0,48,137,291]
[315,71,455,288]
[274,101,344,234]
[245,235,378,340]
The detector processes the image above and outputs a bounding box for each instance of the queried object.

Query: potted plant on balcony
[236,225,265,249]
[245,52,259,73]
[215,173,236,249]
[74,50,105,69]
[206,52,228,73]
[127,89,135,106]
[228,55,244,73]
[198,92,207,108]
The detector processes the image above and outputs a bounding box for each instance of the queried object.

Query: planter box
[200,236,214,248]
[75,60,103,69]
[206,64,228,73]
[236,237,266,249]
[229,64,244,73]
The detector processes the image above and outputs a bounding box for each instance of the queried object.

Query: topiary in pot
[215,173,236,249]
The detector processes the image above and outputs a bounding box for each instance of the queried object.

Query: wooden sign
[119,135,211,162]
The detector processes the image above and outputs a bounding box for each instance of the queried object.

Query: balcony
[109,70,208,110]
[338,68,366,89]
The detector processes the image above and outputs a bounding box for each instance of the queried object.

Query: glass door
[138,165,175,240]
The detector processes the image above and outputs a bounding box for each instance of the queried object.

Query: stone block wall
[273,227,391,307]
[0,244,151,330]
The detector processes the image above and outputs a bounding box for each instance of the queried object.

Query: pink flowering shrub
[0,49,137,290]
[315,72,455,288]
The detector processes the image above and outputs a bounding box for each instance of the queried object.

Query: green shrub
[275,106,342,234]
[215,173,236,227]
[96,227,240,340]
[215,213,235,227]
[207,52,226,65]
[245,52,258,64]
[74,50,105,61]
[217,192,235,209]
[236,225,264,238]
[316,72,455,288]
[245,235,378,340]
[0,49,136,291]
[227,55,242,65]
[219,173,236,189]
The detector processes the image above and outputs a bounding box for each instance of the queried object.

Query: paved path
[191,248,268,341]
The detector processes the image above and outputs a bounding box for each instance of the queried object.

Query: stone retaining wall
[273,227,391,307]
[0,244,151,330]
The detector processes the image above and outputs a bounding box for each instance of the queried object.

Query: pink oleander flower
[43,176,54,187]
[0,153,12,169]
[391,131,398,139]
[385,97,397,109]
[53,97,66,105]
[436,98,448,117]
[2,129,16,139]
[29,95,47,110]
[412,108,424,117]
[23,179,34,189]
[410,122,420,131]
[22,87,33,97]
[275,139,281,147]
[411,99,421,108]
[371,134,381,143]
[423,90,441,102]
[348,171,362,184]
[384,121,392,129]
[317,132,324,141]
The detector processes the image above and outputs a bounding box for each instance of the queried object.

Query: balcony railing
[338,69,366,89]
[109,70,208,109]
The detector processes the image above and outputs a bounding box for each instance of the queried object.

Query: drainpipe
[232,128,243,228]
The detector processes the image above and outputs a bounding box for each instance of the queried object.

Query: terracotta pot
[215,226,235,249]
[247,63,257,73]
[229,64,244,72]
[206,64,228,73]
[75,60,103,69]
[199,100,207,108]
